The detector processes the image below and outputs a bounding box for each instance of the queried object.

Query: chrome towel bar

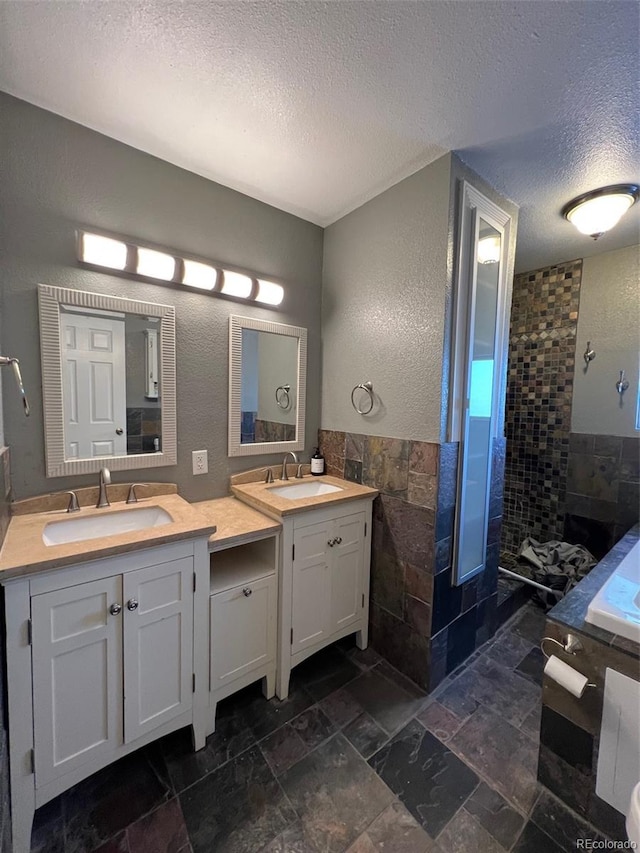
[0,356,30,417]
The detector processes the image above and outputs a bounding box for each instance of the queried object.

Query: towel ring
[351,381,374,415]
[275,384,291,409]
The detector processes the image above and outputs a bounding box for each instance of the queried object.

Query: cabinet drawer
[210,575,276,690]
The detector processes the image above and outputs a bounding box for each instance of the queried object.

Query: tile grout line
[170,648,374,799]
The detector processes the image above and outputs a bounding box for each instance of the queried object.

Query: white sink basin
[586,539,640,644]
[268,481,344,500]
[43,506,173,546]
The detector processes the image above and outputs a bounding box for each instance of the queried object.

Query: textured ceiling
[0,1,638,271]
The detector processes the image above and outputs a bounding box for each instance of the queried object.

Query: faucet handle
[65,491,80,513]
[264,468,274,484]
[126,484,148,504]
[295,464,304,479]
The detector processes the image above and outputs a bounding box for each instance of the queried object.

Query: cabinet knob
[109,603,122,616]
[127,598,139,611]
[242,587,252,597]
[115,427,124,436]
[328,539,335,547]
[335,537,342,545]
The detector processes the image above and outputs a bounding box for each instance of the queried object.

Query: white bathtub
[586,539,640,644]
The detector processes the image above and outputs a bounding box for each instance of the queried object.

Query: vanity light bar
[77,230,285,307]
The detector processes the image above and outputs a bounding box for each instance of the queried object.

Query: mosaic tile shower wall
[501,259,582,555]
[318,430,503,691]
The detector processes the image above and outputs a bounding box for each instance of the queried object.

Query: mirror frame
[228,314,307,457]
[38,283,177,477]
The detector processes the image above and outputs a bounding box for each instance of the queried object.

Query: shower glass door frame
[449,181,512,586]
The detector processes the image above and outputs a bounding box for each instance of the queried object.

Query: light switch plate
[192,450,208,475]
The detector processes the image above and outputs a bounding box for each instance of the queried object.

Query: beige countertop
[0,494,217,580]
[11,482,178,515]
[231,475,378,518]
[192,497,281,551]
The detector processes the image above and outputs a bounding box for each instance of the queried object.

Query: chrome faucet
[279,451,298,481]
[97,467,111,508]
[126,483,148,504]
[65,491,80,513]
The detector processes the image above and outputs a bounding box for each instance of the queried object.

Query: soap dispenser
[311,447,325,476]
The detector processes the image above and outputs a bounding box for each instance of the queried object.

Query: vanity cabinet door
[210,574,276,689]
[291,518,332,653]
[123,558,193,743]
[330,512,365,633]
[31,575,123,787]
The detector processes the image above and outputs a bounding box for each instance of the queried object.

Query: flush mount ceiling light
[562,184,639,240]
[477,235,501,265]
[77,230,285,307]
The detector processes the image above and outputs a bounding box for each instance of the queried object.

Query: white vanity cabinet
[4,537,210,853]
[32,556,194,787]
[277,498,373,699]
[208,535,278,733]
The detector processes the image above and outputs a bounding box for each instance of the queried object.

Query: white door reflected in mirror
[59,306,162,460]
[61,309,127,459]
[38,284,177,477]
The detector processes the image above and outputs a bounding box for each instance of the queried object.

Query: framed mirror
[229,315,307,457]
[38,284,177,477]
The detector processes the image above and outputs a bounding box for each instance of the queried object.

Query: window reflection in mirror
[240,328,298,444]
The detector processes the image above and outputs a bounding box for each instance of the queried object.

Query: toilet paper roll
[544,654,589,698]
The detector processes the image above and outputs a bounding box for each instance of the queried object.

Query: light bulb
[182,260,217,290]
[81,233,127,270]
[221,271,253,299]
[255,279,284,306]
[137,248,176,281]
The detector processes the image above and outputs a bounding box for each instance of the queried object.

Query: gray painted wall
[258,333,298,425]
[0,93,323,501]
[572,243,640,437]
[321,152,518,443]
[321,154,452,442]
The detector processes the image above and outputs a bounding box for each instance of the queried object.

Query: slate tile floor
[30,604,612,852]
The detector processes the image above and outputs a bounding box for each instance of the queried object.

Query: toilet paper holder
[541,634,597,690]
[541,633,583,659]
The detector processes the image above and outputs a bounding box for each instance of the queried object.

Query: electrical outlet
[192,450,208,475]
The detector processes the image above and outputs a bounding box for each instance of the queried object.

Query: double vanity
[0,281,377,852]
[0,470,376,853]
